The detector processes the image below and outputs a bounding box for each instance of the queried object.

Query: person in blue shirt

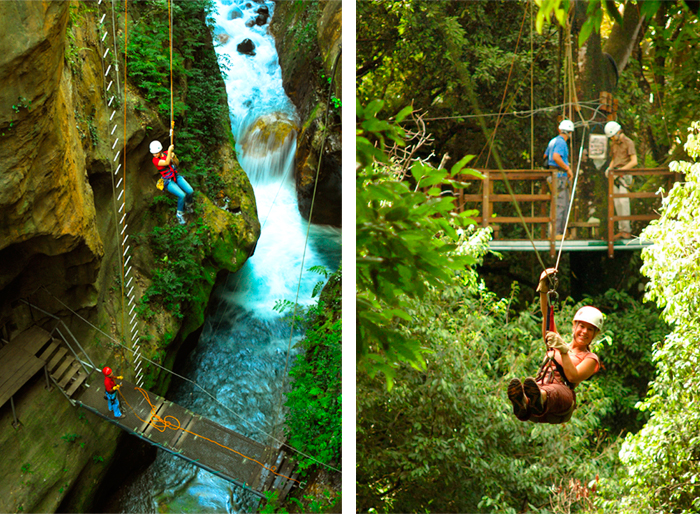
[544,120,574,239]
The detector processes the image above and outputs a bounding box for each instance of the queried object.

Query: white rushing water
[114,1,341,511]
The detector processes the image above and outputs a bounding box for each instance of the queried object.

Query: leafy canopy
[356,99,483,388]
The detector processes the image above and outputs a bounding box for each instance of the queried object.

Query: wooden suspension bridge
[0,321,298,501]
[444,166,681,257]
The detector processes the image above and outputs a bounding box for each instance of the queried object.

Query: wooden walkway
[73,374,298,500]
[0,326,52,412]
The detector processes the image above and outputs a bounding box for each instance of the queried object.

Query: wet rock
[245,18,255,28]
[255,6,269,25]
[237,38,255,56]
[228,6,243,19]
[217,33,230,44]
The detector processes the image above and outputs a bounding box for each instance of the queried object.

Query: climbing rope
[168,0,174,145]
[117,386,299,484]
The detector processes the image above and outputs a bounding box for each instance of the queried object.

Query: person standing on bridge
[604,121,637,239]
[544,120,575,240]
[103,367,126,420]
[150,140,194,226]
[507,268,603,424]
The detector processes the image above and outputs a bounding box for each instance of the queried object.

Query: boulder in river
[228,6,243,20]
[237,38,256,56]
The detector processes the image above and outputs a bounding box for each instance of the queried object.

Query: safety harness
[535,281,574,390]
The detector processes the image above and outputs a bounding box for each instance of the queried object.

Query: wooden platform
[0,326,52,408]
[73,375,298,500]
[489,238,652,252]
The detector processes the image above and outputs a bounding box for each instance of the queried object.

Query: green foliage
[285,313,341,475]
[61,433,80,444]
[357,263,628,513]
[602,122,700,512]
[92,455,104,464]
[589,289,668,434]
[357,1,560,170]
[357,100,482,388]
[126,0,229,197]
[20,463,32,475]
[261,491,288,514]
[140,223,206,318]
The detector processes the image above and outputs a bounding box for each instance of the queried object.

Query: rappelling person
[150,140,194,225]
[507,268,603,424]
[544,120,575,240]
[604,121,637,240]
[103,366,126,420]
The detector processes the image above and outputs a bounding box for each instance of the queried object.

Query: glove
[116,376,123,380]
[536,268,557,293]
[113,384,121,391]
[546,331,570,354]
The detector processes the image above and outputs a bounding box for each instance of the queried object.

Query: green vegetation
[140,223,206,319]
[61,433,80,444]
[283,269,341,476]
[357,100,482,388]
[598,122,700,512]
[126,0,229,196]
[355,36,693,508]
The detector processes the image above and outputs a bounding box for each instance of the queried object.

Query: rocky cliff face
[271,0,342,227]
[0,1,259,512]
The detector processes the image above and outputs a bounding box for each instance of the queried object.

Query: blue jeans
[165,175,194,212]
[106,391,122,417]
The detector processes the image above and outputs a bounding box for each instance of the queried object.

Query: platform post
[10,396,21,429]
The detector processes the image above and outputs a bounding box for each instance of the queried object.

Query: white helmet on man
[573,306,604,331]
[604,121,621,138]
[559,119,574,133]
[149,140,163,154]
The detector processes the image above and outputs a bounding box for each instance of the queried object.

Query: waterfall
[111,0,341,511]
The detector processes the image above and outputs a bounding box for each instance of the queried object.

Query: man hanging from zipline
[507,268,603,424]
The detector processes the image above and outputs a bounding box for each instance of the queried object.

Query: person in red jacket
[150,140,194,225]
[103,367,126,419]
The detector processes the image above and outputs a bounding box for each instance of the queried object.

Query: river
[111,0,341,511]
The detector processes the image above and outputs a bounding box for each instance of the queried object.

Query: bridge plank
[6,326,52,356]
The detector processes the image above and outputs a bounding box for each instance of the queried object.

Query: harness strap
[536,303,574,389]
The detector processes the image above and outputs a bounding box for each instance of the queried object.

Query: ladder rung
[47,348,67,371]
[58,361,82,389]
[65,371,88,397]
[52,356,75,382]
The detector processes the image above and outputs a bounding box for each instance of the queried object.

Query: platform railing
[607,167,681,256]
[445,167,681,257]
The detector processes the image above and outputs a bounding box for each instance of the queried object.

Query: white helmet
[558,119,574,133]
[573,306,604,331]
[604,121,621,138]
[149,140,163,154]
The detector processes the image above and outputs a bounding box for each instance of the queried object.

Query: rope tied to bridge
[117,386,300,484]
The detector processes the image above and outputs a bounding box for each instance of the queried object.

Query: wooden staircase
[36,332,91,399]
